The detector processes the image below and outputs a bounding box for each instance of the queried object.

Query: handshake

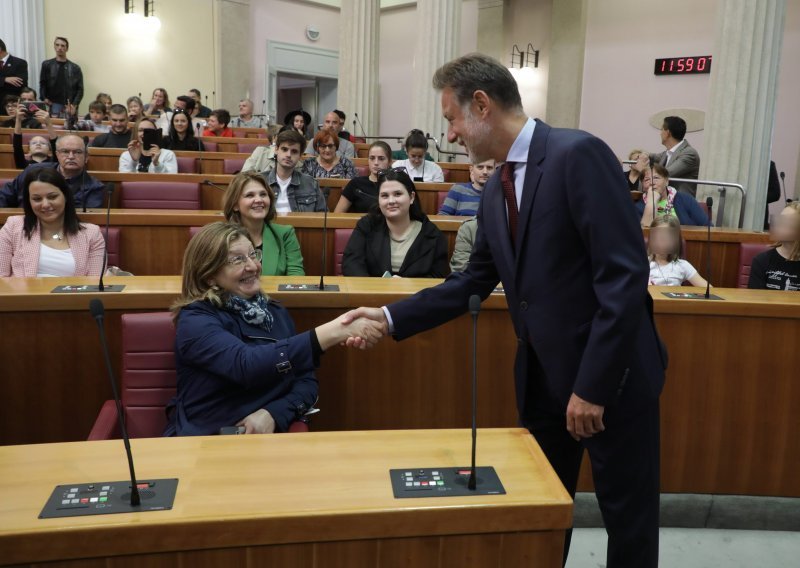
[315,307,389,351]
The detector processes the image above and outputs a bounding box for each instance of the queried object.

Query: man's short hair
[210,109,230,126]
[432,52,523,112]
[176,95,196,111]
[109,104,127,115]
[662,116,687,141]
[333,109,346,122]
[55,133,86,151]
[54,36,69,49]
[2,94,19,107]
[0,39,6,53]
[88,101,106,114]
[190,88,201,98]
[275,129,307,150]
[21,87,37,98]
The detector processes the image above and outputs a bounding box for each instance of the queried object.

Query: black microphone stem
[705,197,713,299]
[319,204,328,290]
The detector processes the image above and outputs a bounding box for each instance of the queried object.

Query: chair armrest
[87,400,121,440]
[287,420,309,433]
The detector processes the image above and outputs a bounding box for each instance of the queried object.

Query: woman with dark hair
[342,169,448,278]
[0,168,105,276]
[161,108,205,151]
[301,130,356,179]
[335,141,391,213]
[283,109,311,139]
[165,222,383,436]
[223,171,305,276]
[392,129,444,182]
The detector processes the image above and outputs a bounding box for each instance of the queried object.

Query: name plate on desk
[51,285,126,293]
[662,291,723,300]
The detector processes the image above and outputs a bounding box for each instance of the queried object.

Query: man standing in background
[0,39,28,102]
[39,36,83,117]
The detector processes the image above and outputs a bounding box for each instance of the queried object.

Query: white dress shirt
[665,139,685,166]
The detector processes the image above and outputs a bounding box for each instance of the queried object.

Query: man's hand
[340,307,388,348]
[566,392,605,441]
[236,409,276,434]
[632,152,649,173]
[4,76,23,87]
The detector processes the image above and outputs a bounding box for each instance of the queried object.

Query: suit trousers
[521,348,660,568]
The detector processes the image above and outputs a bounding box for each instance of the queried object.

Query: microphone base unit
[51,285,127,293]
[277,283,341,292]
[39,478,178,519]
[389,467,505,499]
[662,291,723,300]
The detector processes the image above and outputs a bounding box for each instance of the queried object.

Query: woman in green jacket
[223,171,305,276]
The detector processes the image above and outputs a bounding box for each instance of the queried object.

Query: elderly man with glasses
[0,134,106,208]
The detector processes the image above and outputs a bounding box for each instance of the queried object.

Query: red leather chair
[105,227,121,267]
[119,181,201,209]
[436,191,448,214]
[176,156,198,174]
[441,168,451,183]
[223,158,246,174]
[188,226,203,239]
[737,243,771,288]
[202,141,218,152]
[334,228,353,276]
[356,165,369,177]
[351,136,366,144]
[88,312,309,440]
[237,142,261,154]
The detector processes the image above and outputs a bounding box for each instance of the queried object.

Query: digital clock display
[654,56,712,75]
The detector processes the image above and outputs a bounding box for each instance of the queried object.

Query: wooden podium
[0,428,572,567]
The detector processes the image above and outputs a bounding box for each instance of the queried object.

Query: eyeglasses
[227,249,262,267]
[317,143,337,150]
[56,149,86,156]
[377,166,408,179]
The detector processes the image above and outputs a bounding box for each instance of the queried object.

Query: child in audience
[748,202,800,291]
[647,215,709,287]
[85,100,110,132]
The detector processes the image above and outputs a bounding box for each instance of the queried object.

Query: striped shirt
[438,183,482,216]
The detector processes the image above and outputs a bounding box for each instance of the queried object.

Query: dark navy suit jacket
[388,121,667,418]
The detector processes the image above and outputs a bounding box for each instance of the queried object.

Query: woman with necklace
[342,169,448,278]
[301,130,356,180]
[0,168,105,276]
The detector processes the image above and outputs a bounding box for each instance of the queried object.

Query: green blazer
[262,222,305,276]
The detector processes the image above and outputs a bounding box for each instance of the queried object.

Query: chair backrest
[441,168,451,183]
[119,181,201,209]
[176,156,198,174]
[188,226,203,239]
[237,142,261,154]
[334,228,353,276]
[223,158,246,175]
[120,312,177,438]
[738,242,772,288]
[21,132,50,145]
[355,165,369,177]
[202,141,218,152]
[105,227,121,267]
[436,191,448,214]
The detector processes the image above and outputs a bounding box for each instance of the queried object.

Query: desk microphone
[196,123,204,172]
[467,294,481,490]
[649,155,657,225]
[705,197,713,299]
[354,112,367,138]
[202,179,227,192]
[780,171,792,204]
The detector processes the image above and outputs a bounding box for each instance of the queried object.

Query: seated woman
[143,87,170,117]
[301,130,356,179]
[625,149,648,191]
[636,164,709,226]
[161,109,205,151]
[241,134,276,173]
[748,202,800,291]
[342,169,448,278]
[119,118,178,173]
[334,141,391,213]
[223,171,305,276]
[392,129,444,182]
[283,109,311,140]
[647,215,709,287]
[438,158,496,216]
[126,95,145,123]
[12,106,57,169]
[165,222,382,436]
[0,168,105,277]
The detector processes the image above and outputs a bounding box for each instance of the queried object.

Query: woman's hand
[127,139,142,162]
[316,312,386,351]
[236,409,276,434]
[148,144,161,164]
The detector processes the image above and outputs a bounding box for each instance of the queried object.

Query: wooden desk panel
[0,429,570,567]
[0,278,798,497]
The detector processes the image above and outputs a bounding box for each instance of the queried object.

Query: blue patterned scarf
[224,293,274,332]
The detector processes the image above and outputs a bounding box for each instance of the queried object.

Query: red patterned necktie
[501,161,518,243]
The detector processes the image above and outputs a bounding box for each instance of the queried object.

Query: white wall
[771,0,800,202]
[579,0,717,161]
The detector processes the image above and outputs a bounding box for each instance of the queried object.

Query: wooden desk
[0,277,798,497]
[0,429,570,567]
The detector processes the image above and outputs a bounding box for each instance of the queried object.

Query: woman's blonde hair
[223,171,277,225]
[170,222,253,322]
[775,201,800,261]
[131,116,156,142]
[648,215,683,262]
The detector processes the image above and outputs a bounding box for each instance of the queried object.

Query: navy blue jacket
[164,300,319,436]
[634,191,710,226]
[0,161,106,209]
[387,121,667,416]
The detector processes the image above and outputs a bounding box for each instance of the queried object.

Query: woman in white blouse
[119,118,178,173]
[391,129,444,183]
[0,168,105,277]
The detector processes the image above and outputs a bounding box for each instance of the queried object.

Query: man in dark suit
[0,39,29,102]
[343,54,667,568]
[650,115,700,196]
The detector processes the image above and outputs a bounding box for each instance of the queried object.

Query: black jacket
[0,54,28,100]
[342,214,449,278]
[39,58,84,107]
